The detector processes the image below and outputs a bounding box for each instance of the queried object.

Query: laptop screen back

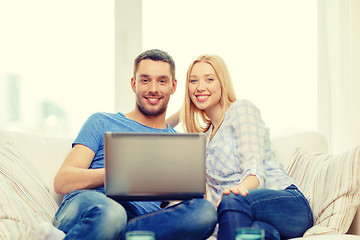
[104,132,206,201]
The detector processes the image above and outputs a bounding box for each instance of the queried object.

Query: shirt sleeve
[72,112,105,154]
[232,100,267,188]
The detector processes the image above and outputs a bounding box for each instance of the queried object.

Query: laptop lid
[104,132,206,201]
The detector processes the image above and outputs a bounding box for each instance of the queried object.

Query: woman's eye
[190,79,197,83]
[207,78,214,82]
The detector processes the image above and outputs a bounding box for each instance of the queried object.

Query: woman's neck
[206,105,227,141]
[205,104,226,129]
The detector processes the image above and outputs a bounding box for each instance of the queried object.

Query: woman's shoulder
[229,99,260,113]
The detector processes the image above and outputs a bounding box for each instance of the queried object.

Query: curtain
[318,0,360,154]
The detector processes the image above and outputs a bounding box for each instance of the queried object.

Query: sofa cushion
[0,143,58,239]
[287,146,360,236]
[271,131,328,170]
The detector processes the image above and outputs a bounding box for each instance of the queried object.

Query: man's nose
[149,81,159,93]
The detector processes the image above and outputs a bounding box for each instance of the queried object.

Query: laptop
[104,132,206,201]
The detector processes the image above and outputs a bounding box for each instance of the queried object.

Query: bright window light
[142,0,318,134]
[0,0,114,137]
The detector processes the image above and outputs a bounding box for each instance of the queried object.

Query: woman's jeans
[54,190,217,240]
[217,185,313,240]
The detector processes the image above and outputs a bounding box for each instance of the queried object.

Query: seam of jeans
[285,189,314,224]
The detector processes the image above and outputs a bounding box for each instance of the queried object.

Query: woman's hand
[217,184,249,207]
[223,184,249,196]
[216,175,259,207]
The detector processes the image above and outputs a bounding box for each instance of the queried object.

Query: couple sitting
[34,49,313,240]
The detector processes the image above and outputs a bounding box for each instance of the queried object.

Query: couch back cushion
[271,131,328,169]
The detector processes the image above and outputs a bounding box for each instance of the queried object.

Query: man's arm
[54,144,105,195]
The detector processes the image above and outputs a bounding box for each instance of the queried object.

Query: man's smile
[145,96,162,104]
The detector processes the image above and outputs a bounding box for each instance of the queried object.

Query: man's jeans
[54,190,217,240]
[217,185,314,240]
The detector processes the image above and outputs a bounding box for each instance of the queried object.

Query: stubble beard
[136,99,168,117]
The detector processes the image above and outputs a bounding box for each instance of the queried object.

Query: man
[33,49,217,240]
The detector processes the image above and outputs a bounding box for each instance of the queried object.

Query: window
[142,0,318,134]
[2,1,318,137]
[0,0,114,137]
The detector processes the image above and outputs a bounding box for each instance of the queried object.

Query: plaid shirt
[205,99,295,206]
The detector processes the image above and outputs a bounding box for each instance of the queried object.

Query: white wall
[115,0,318,134]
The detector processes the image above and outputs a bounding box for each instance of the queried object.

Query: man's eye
[141,79,149,83]
[159,79,167,84]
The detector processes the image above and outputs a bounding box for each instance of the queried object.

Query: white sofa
[0,129,359,239]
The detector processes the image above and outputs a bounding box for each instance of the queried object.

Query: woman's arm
[216,100,267,206]
[166,110,180,128]
[233,100,267,188]
[54,144,105,194]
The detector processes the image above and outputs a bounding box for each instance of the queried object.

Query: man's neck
[124,110,168,129]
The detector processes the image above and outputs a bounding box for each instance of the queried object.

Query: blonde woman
[168,54,313,240]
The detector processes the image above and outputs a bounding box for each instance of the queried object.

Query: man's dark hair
[133,49,175,81]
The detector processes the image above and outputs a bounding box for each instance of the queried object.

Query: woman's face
[188,62,222,113]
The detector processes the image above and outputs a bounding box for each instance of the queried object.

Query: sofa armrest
[0,129,73,206]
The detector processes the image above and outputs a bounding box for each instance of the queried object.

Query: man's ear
[171,79,177,95]
[131,77,136,93]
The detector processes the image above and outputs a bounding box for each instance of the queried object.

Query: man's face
[132,59,177,117]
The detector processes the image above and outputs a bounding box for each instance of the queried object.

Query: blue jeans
[217,185,313,240]
[54,190,217,240]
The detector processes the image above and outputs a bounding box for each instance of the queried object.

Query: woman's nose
[197,80,206,91]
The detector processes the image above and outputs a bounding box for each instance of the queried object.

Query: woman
[169,54,313,240]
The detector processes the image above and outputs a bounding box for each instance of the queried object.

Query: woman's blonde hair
[181,54,236,133]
